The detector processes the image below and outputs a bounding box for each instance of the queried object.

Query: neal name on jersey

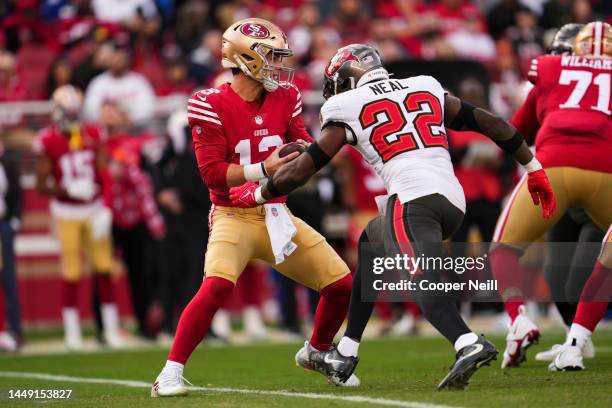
[321,76,465,212]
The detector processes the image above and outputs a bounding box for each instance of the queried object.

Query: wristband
[524,157,543,173]
[244,162,268,181]
[266,177,285,198]
[306,142,332,171]
[255,186,267,204]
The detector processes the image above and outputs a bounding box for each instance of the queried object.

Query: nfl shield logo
[271,208,278,217]
[255,115,263,125]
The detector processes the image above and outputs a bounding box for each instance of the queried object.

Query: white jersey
[320,76,466,212]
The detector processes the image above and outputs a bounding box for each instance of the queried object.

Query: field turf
[0,330,611,407]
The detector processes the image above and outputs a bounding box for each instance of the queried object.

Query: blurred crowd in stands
[0,0,610,349]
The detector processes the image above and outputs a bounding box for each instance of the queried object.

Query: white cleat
[295,341,361,387]
[537,337,595,362]
[390,314,416,336]
[501,305,540,368]
[548,345,585,371]
[151,368,190,397]
[0,332,17,352]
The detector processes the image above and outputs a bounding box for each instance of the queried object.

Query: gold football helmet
[51,85,82,131]
[574,21,612,58]
[222,18,294,92]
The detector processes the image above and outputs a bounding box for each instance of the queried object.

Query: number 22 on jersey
[359,91,447,162]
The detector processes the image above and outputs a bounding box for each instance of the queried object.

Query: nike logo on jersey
[460,343,484,360]
[324,355,345,365]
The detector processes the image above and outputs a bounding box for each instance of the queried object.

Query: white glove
[89,206,113,240]
[66,179,98,201]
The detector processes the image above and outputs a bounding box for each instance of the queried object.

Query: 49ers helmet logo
[240,23,270,39]
[325,48,358,77]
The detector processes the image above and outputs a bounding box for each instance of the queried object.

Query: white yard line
[0,371,461,408]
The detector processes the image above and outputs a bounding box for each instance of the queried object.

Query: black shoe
[308,347,360,385]
[437,336,498,390]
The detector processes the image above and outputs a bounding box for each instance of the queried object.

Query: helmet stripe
[594,21,603,57]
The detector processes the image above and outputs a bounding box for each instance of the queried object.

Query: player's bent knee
[204,258,240,284]
[202,276,235,298]
[320,273,352,296]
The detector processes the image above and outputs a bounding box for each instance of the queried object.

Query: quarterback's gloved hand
[229,182,266,208]
[66,179,98,201]
[527,169,556,219]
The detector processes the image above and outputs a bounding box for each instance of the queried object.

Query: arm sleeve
[511,88,539,144]
[188,94,229,189]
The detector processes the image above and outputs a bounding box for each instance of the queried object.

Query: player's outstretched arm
[229,125,346,208]
[444,94,556,218]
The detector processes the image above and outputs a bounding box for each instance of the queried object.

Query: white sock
[62,307,82,342]
[454,332,479,352]
[566,323,592,349]
[165,360,184,374]
[101,303,120,336]
[337,336,360,357]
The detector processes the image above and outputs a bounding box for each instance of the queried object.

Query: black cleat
[297,342,360,386]
[437,336,498,390]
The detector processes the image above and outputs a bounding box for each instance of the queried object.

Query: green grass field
[0,330,611,408]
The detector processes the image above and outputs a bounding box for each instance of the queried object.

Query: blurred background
[0,0,610,352]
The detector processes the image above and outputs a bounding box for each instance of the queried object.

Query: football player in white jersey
[230,44,556,389]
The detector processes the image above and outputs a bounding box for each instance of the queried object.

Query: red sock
[62,281,79,308]
[405,301,421,319]
[95,274,115,304]
[309,274,352,351]
[573,261,612,331]
[490,246,525,322]
[168,277,234,364]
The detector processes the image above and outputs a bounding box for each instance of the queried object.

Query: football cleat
[535,337,595,362]
[501,305,540,368]
[151,368,191,397]
[437,336,498,390]
[548,343,585,372]
[0,332,18,352]
[295,341,360,387]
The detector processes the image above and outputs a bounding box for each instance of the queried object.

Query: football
[278,142,307,158]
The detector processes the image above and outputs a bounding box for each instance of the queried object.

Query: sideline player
[151,18,355,397]
[513,23,604,363]
[490,21,612,369]
[33,85,121,349]
[229,44,555,389]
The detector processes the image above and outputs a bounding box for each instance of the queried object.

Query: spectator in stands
[92,0,160,37]
[488,0,533,40]
[189,30,222,85]
[101,101,166,340]
[0,139,23,350]
[155,58,194,97]
[430,0,496,61]
[175,0,211,55]
[47,59,73,97]
[0,53,26,102]
[83,41,155,128]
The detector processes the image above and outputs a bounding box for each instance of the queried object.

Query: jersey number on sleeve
[559,70,611,115]
[359,91,447,162]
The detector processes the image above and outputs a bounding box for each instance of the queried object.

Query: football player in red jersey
[488,22,612,370]
[151,18,355,397]
[33,85,122,350]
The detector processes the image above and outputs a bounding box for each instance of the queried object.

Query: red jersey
[512,55,612,173]
[188,82,312,206]
[343,146,386,212]
[33,124,105,205]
